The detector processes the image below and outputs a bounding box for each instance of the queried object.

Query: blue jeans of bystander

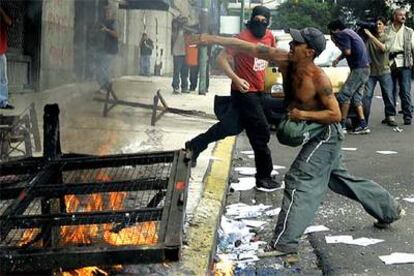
[363,73,395,122]
[0,54,8,107]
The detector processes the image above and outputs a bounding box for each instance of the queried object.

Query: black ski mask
[246,6,270,38]
[247,20,268,38]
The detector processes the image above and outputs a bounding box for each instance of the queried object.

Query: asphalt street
[231,84,414,275]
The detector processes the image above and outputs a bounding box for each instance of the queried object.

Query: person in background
[328,19,371,134]
[385,8,414,126]
[0,5,13,110]
[139,32,154,77]
[96,5,118,95]
[171,17,189,94]
[187,43,199,92]
[363,16,397,126]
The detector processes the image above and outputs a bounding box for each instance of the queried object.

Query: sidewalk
[4,75,234,274]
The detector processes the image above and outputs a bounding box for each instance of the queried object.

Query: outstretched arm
[196,34,289,67]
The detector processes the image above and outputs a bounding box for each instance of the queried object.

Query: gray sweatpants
[271,123,399,253]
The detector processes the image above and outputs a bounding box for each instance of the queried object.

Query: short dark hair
[328,20,346,31]
[376,16,387,25]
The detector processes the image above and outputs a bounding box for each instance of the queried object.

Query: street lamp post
[198,0,210,94]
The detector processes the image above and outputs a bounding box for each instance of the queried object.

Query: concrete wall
[37,0,200,90]
[113,0,198,77]
[40,0,75,90]
[116,9,174,76]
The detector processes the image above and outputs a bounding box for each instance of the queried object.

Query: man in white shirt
[385,8,414,125]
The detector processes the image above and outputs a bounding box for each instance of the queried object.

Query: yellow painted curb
[179,136,236,275]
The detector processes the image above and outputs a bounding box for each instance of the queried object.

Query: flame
[22,133,159,274]
[103,221,158,246]
[61,266,108,276]
[60,193,103,245]
[213,255,234,276]
[18,228,40,247]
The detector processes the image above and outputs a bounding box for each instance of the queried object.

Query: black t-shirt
[140,38,153,56]
[103,19,118,55]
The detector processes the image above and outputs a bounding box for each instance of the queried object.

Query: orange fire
[18,135,159,275]
[61,266,108,276]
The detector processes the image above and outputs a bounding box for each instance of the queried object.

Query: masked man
[186,6,281,192]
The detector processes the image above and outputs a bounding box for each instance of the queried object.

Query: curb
[180,136,236,275]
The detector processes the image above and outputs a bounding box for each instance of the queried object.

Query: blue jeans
[140,55,151,76]
[0,54,8,107]
[391,67,413,120]
[96,53,115,91]
[363,73,395,122]
[337,67,370,106]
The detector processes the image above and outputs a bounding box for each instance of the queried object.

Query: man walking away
[386,8,414,125]
[139,32,154,77]
[329,20,371,134]
[96,6,118,95]
[0,5,13,110]
[171,17,189,94]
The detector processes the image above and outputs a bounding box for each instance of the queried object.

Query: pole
[198,0,211,95]
[240,0,245,32]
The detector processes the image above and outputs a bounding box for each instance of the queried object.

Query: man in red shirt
[186,6,281,191]
[0,6,13,109]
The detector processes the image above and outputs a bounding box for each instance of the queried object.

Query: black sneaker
[184,141,198,168]
[374,202,403,229]
[403,118,412,125]
[352,125,370,135]
[0,103,14,110]
[255,177,282,192]
[381,117,398,127]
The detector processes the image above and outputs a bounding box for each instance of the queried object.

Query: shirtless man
[194,27,401,256]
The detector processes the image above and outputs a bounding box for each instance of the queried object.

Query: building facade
[4,0,219,93]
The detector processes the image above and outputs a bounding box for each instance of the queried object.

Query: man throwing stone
[194,27,402,257]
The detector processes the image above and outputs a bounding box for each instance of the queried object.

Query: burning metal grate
[0,105,190,273]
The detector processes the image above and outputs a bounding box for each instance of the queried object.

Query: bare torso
[287,63,327,111]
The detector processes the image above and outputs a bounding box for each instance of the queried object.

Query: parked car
[265,32,350,96]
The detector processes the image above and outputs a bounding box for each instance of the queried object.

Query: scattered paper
[326,235,384,246]
[235,167,256,175]
[347,237,384,247]
[379,252,414,265]
[235,167,278,176]
[325,235,353,244]
[304,225,330,234]
[241,219,268,228]
[204,156,223,161]
[376,151,398,155]
[265,207,281,217]
[226,203,272,219]
[393,127,403,133]
[341,147,357,151]
[403,197,414,203]
[240,150,254,155]
[375,96,383,99]
[273,165,286,170]
[230,179,256,191]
